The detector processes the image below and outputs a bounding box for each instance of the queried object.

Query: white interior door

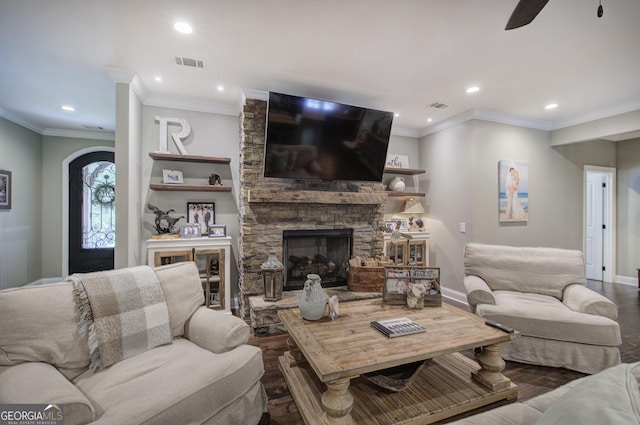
[585,171,604,280]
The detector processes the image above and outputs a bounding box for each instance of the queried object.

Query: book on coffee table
[371,317,426,338]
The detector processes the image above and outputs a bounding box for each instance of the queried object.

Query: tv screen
[264,92,394,182]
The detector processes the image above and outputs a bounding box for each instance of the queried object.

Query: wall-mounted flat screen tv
[263,91,394,182]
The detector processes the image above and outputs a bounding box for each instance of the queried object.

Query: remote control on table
[485,320,515,334]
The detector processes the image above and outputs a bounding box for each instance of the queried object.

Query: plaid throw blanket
[69,266,172,371]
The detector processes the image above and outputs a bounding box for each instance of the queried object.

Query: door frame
[62,146,115,278]
[583,165,616,283]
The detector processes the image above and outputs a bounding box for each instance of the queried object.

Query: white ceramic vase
[388,176,406,192]
[299,274,327,320]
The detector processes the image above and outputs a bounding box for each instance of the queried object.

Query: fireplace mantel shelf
[248,189,387,205]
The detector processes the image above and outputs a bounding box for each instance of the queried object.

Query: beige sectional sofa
[0,262,268,425]
[463,243,621,374]
[447,362,640,424]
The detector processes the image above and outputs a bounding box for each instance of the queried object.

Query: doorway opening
[68,151,115,274]
[584,166,615,282]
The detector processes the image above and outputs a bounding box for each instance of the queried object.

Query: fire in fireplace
[283,229,353,290]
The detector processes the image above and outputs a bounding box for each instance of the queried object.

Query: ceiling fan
[506,0,605,30]
[505,0,550,30]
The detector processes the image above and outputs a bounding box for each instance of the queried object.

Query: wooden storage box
[347,266,384,292]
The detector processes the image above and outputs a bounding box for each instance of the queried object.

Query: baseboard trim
[616,275,639,287]
[26,277,63,286]
[442,287,468,306]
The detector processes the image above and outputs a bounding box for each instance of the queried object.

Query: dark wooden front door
[69,151,115,274]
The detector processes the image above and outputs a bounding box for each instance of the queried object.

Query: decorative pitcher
[299,274,327,320]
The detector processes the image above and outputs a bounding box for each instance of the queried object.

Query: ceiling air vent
[175,56,204,69]
[429,102,450,110]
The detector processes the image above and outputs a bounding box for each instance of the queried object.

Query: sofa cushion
[0,362,95,425]
[464,243,586,299]
[0,282,90,379]
[476,291,621,346]
[72,338,265,425]
[535,363,640,425]
[154,262,205,338]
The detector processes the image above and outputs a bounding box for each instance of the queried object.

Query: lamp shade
[401,198,425,214]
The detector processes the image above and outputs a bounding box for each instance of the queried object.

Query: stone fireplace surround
[238,99,388,320]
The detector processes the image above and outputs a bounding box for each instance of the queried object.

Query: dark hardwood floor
[249,280,640,425]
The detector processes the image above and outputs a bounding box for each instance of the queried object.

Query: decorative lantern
[261,247,285,301]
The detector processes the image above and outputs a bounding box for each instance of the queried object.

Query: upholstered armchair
[463,242,621,374]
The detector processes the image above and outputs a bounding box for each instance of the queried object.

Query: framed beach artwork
[499,160,529,223]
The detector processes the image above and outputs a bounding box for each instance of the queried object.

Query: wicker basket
[347,266,384,292]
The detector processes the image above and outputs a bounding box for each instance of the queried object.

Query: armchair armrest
[184,307,250,354]
[0,362,95,425]
[563,284,618,320]
[463,275,495,313]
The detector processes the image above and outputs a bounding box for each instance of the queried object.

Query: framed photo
[385,218,408,232]
[162,169,183,184]
[499,160,529,223]
[0,169,11,210]
[208,224,226,238]
[180,224,201,238]
[187,202,215,235]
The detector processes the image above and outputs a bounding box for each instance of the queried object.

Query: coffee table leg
[472,343,512,391]
[320,378,355,425]
[285,337,306,366]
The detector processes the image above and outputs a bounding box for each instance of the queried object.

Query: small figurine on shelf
[208,173,222,186]
[147,203,184,235]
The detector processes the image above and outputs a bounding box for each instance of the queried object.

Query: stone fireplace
[238,98,388,319]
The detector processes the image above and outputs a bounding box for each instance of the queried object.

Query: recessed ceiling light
[174,22,193,34]
[394,113,400,117]
[60,105,75,112]
[545,103,559,110]
[154,76,162,83]
[466,86,480,94]
[427,118,433,123]
[217,85,224,92]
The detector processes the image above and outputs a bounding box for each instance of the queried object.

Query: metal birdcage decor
[261,247,285,301]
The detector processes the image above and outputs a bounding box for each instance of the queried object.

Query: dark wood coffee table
[278,298,520,425]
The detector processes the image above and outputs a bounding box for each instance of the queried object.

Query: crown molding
[551,99,640,130]
[418,109,553,138]
[42,128,115,141]
[0,108,45,134]
[243,89,269,101]
[391,126,419,138]
[143,95,239,116]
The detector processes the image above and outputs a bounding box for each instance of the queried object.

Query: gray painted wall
[0,117,42,288]
[616,138,640,277]
[419,119,620,295]
[41,136,115,278]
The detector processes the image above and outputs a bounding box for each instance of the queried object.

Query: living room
[1,1,640,424]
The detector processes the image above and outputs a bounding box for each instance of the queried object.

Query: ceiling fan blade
[505,0,550,30]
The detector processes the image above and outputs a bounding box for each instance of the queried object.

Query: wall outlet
[459,222,466,233]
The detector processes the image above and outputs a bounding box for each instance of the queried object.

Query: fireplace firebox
[283,229,353,290]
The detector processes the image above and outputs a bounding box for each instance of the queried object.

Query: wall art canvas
[0,169,11,209]
[499,160,528,223]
